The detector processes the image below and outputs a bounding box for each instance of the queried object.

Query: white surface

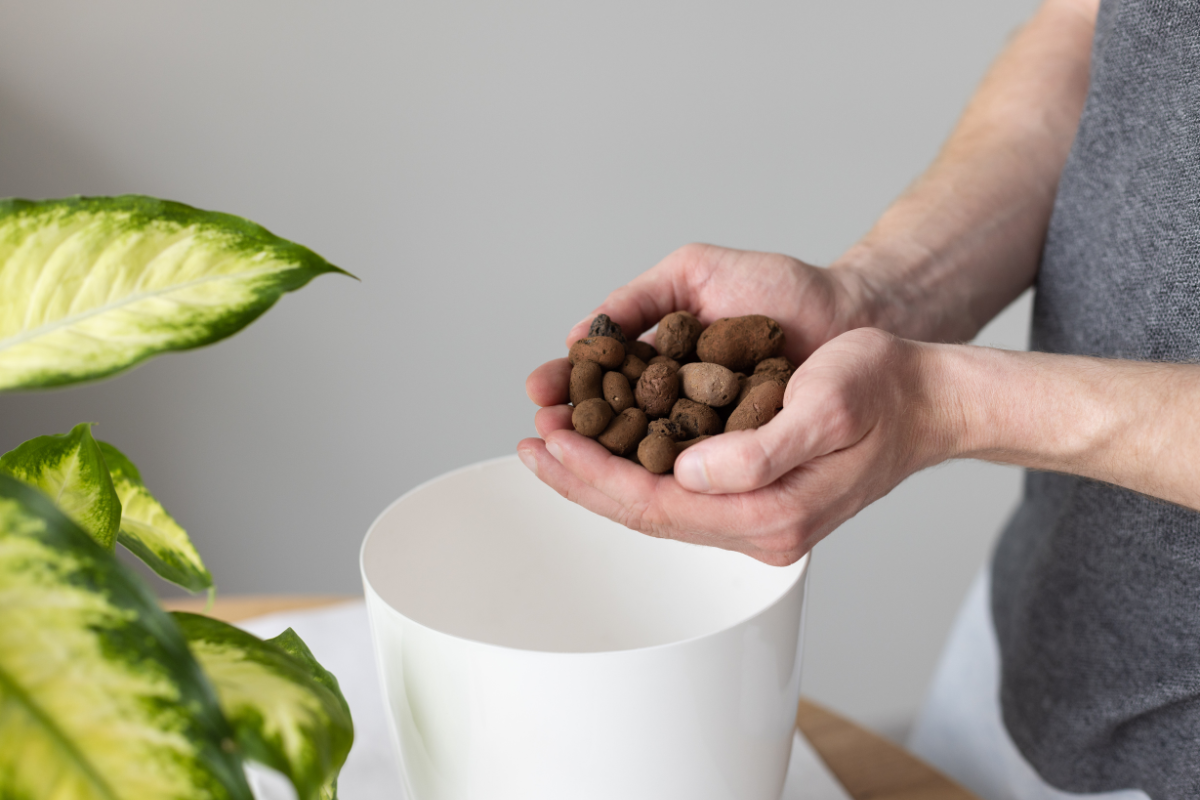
[908,570,1149,800]
[238,600,850,800]
[361,456,809,800]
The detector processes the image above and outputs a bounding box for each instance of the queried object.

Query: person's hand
[518,244,955,564]
[520,326,955,565]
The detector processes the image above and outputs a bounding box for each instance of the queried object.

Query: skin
[520,0,1200,566]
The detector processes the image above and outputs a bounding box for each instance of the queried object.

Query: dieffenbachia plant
[0,195,355,799]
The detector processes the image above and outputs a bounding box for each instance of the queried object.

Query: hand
[521,301,954,565]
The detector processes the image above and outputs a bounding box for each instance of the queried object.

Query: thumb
[673,394,858,493]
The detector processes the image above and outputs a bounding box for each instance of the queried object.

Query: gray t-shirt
[991,1,1200,797]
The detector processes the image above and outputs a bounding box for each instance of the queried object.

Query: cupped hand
[524,243,871,410]
[518,328,959,565]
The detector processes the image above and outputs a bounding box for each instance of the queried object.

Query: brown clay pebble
[726,380,786,432]
[670,398,723,438]
[677,435,713,451]
[677,362,739,408]
[648,418,685,440]
[568,336,625,369]
[648,355,681,372]
[655,311,704,361]
[588,313,626,344]
[637,433,678,474]
[627,340,658,362]
[602,371,635,413]
[620,354,649,384]
[572,397,614,437]
[754,356,795,376]
[568,360,604,406]
[598,407,649,456]
[735,372,783,408]
[635,363,679,418]
[696,315,785,372]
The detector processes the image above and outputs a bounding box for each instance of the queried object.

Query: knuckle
[673,242,710,266]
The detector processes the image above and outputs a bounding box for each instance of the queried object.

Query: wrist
[829,238,956,343]
[909,341,974,468]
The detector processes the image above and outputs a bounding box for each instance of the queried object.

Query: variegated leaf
[0,195,352,391]
[0,474,252,800]
[173,613,354,800]
[0,422,121,549]
[98,440,212,593]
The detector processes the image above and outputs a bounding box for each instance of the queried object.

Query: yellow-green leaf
[98,440,212,593]
[0,474,251,800]
[0,195,352,391]
[174,613,354,800]
[0,422,121,549]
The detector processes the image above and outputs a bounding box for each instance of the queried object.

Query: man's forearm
[924,344,1200,512]
[833,0,1099,344]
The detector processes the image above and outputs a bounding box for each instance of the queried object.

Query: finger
[565,245,717,346]
[526,358,572,407]
[517,437,636,523]
[534,404,573,439]
[541,427,787,558]
[673,384,867,494]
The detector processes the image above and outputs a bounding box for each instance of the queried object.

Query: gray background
[0,0,1039,738]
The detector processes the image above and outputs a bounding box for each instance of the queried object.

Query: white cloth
[907,570,1149,800]
[236,600,851,800]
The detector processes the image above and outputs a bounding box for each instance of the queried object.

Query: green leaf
[97,440,213,593]
[0,474,252,800]
[0,422,121,550]
[0,195,353,391]
[173,613,354,800]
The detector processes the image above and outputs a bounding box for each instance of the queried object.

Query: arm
[520,0,1109,564]
[836,0,1099,343]
[939,348,1200,512]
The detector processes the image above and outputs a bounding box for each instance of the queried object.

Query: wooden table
[164,595,979,800]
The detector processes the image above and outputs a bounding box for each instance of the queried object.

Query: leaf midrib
[0,660,120,800]
[0,263,282,355]
[54,446,81,506]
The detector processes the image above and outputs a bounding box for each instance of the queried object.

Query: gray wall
[0,0,1039,737]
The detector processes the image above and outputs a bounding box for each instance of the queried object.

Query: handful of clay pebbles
[567,312,795,474]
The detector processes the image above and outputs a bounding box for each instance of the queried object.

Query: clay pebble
[598,407,649,456]
[734,372,786,408]
[655,311,704,361]
[569,360,604,406]
[726,380,786,432]
[648,418,685,440]
[603,371,635,413]
[620,354,649,384]
[670,398,723,438]
[678,362,739,408]
[677,435,713,451]
[696,315,785,372]
[754,356,795,377]
[569,336,625,369]
[648,355,681,372]
[627,340,658,362]
[572,397,614,437]
[637,433,678,474]
[588,313,626,344]
[635,363,679,418]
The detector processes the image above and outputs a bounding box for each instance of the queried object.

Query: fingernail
[674,451,711,492]
[545,440,564,463]
[517,449,538,477]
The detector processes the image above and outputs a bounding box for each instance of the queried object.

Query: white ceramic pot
[361,455,809,800]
